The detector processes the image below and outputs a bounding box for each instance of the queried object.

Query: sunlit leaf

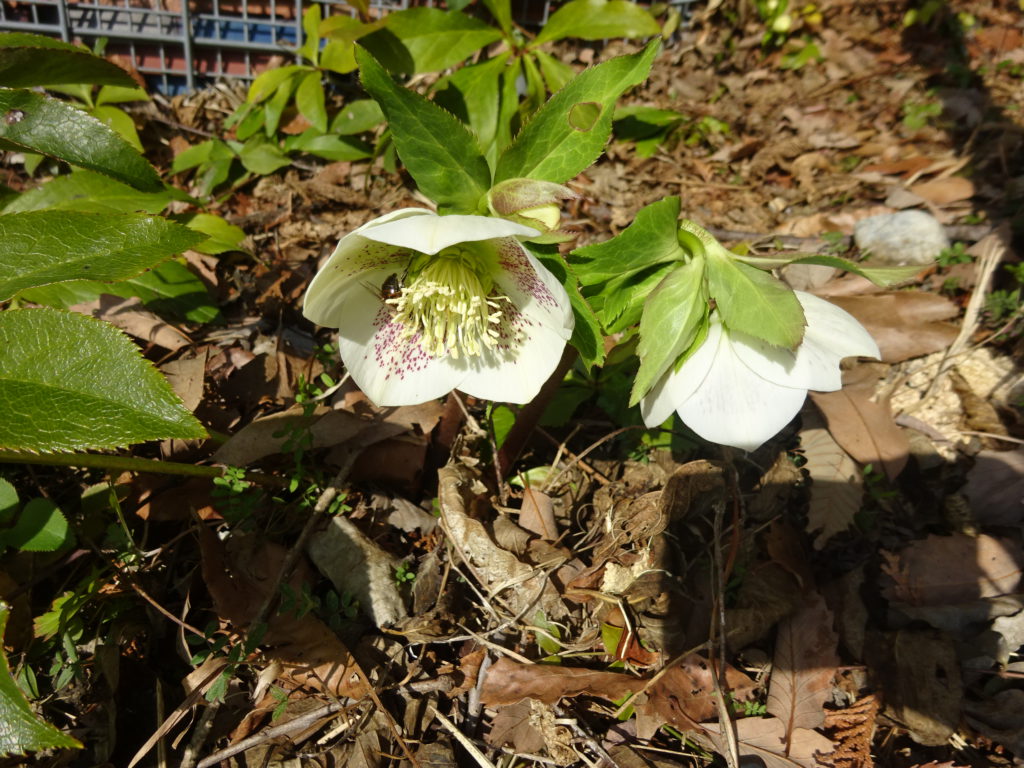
[0,309,205,453]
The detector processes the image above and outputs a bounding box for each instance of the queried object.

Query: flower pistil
[388,246,521,360]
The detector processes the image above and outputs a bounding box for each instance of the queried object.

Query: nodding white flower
[303,208,574,406]
[640,291,879,451]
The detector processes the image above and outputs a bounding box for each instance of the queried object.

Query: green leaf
[1,170,174,214]
[295,71,328,132]
[594,262,675,332]
[0,480,17,526]
[329,98,384,135]
[532,245,605,368]
[481,0,513,35]
[284,130,372,161]
[89,104,142,151]
[495,59,521,156]
[263,75,301,136]
[170,140,238,196]
[176,212,247,255]
[320,14,380,40]
[0,602,82,755]
[0,498,71,553]
[490,403,516,448]
[18,258,221,324]
[533,0,661,45]
[534,50,575,94]
[0,211,205,300]
[95,84,148,106]
[0,89,161,192]
[495,39,659,184]
[238,136,291,175]
[632,258,707,405]
[345,0,370,20]
[434,53,510,160]
[518,51,547,121]
[706,253,805,348]
[298,4,321,64]
[571,196,682,285]
[380,8,501,74]
[614,104,684,140]
[247,64,305,103]
[0,308,207,452]
[320,40,357,74]
[734,252,922,287]
[0,33,137,89]
[357,46,491,213]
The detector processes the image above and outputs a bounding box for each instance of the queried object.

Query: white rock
[853,210,949,266]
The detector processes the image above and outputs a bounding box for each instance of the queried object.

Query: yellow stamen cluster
[388,248,517,359]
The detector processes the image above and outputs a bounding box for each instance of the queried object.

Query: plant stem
[0,451,283,487]
[495,345,577,478]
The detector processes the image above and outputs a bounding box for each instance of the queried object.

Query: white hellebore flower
[640,291,879,451]
[303,208,574,406]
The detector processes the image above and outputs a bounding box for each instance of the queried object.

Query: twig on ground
[543,425,647,491]
[538,426,612,487]
[924,230,1008,402]
[181,701,221,768]
[710,500,740,768]
[429,705,498,768]
[195,701,348,768]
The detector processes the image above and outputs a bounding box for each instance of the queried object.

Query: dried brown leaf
[827,293,959,363]
[810,380,909,481]
[438,464,565,618]
[198,527,367,698]
[519,488,558,540]
[702,718,835,768]
[485,700,546,752]
[800,410,863,549]
[880,533,1024,605]
[160,347,209,412]
[768,592,839,733]
[213,399,441,467]
[963,449,1024,525]
[92,295,191,351]
[639,656,758,729]
[909,176,974,205]
[822,695,879,768]
[307,516,407,628]
[479,657,644,706]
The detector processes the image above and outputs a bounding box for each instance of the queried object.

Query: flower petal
[675,330,808,451]
[333,285,463,405]
[489,239,574,336]
[640,371,680,427]
[727,292,880,393]
[640,322,722,427]
[456,313,570,403]
[361,211,539,255]
[797,291,880,364]
[303,218,414,329]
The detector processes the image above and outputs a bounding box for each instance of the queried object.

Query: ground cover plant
[0,0,1023,766]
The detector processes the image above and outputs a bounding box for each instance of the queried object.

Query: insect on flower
[380,272,404,301]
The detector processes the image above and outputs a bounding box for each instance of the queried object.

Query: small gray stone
[853,209,949,266]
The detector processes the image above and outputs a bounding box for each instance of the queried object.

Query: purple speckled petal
[304,237,410,328]
[489,239,574,336]
[333,283,463,406]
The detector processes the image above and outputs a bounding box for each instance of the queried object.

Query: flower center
[388,247,518,359]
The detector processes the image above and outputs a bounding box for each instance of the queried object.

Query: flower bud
[486,178,579,237]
